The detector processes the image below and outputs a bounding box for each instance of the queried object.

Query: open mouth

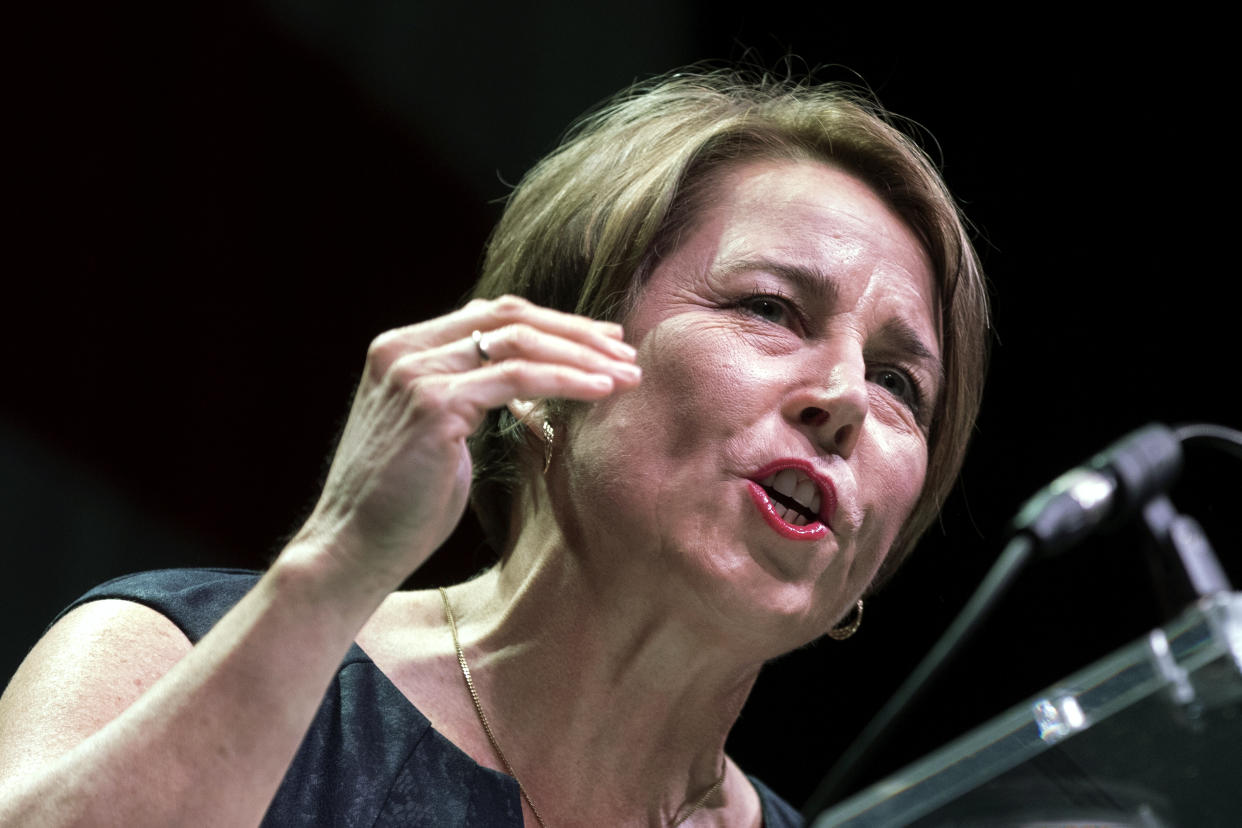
[757,468,823,526]
[746,461,835,541]
[761,484,818,524]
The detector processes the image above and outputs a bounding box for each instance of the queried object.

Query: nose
[785,350,869,459]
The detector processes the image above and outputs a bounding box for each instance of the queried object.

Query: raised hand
[292,295,641,589]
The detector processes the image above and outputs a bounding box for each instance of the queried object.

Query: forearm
[0,297,639,825]
[0,542,396,827]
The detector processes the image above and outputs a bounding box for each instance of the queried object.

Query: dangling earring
[827,599,863,640]
[542,420,554,474]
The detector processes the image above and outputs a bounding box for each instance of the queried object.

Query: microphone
[1009,423,1183,556]
[804,422,1218,818]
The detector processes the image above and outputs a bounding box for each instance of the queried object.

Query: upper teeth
[762,469,822,516]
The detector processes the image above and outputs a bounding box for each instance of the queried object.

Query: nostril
[800,407,830,427]
[834,424,855,450]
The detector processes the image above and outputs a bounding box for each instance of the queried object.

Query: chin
[684,551,847,657]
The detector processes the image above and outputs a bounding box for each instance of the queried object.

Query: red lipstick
[746,459,838,541]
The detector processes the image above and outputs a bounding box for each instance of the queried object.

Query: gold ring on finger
[471,329,492,365]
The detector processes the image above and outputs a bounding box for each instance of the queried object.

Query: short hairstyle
[468,69,989,587]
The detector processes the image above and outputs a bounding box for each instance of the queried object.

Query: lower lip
[746,481,829,541]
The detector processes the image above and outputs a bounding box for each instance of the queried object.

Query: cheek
[636,322,757,441]
[886,441,929,517]
[858,437,928,564]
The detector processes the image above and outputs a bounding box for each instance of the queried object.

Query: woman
[0,71,987,826]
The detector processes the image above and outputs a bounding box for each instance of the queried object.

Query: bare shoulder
[0,599,191,777]
[355,589,458,703]
[724,756,765,828]
[355,589,496,760]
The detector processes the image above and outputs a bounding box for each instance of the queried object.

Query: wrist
[268,532,403,628]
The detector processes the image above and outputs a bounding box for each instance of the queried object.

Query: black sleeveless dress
[57,569,804,827]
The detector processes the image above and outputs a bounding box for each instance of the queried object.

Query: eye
[868,366,925,415]
[737,293,795,327]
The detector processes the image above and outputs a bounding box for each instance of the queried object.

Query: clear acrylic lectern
[812,592,1242,827]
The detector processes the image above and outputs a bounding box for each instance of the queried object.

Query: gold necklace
[439,587,726,827]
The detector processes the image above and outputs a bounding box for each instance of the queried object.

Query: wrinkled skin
[557,159,941,656]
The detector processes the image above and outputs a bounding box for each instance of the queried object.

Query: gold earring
[542,420,554,474]
[827,599,863,640]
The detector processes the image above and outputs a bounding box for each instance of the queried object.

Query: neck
[441,505,767,824]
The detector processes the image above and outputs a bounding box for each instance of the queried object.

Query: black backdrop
[5,2,1238,812]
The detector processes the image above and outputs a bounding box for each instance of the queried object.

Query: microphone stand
[800,533,1035,816]
[802,423,1239,820]
[1142,494,1230,602]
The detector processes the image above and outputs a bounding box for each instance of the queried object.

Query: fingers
[467,323,640,385]
[367,295,641,402]
[416,360,626,426]
[455,295,629,355]
[372,295,631,370]
[305,296,636,581]
[386,326,639,421]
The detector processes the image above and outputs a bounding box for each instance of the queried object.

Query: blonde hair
[469,70,989,586]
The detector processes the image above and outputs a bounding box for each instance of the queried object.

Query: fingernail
[599,321,625,338]
[614,363,642,381]
[609,340,637,359]
[590,374,615,391]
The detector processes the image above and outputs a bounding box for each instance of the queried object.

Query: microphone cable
[802,422,1240,819]
[801,531,1034,818]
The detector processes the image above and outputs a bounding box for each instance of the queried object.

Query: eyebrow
[723,258,839,308]
[876,318,945,386]
[725,255,945,381]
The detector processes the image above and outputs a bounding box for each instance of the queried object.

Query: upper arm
[0,599,193,780]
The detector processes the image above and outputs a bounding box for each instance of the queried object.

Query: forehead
[643,159,939,345]
[713,159,932,286]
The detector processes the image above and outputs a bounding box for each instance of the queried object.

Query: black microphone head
[1087,422,1182,527]
[1011,423,1183,556]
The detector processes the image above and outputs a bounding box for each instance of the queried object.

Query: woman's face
[560,159,940,652]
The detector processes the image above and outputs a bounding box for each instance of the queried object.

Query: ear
[507,398,555,475]
[505,398,545,436]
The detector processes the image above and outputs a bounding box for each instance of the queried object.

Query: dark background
[4,1,1237,814]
